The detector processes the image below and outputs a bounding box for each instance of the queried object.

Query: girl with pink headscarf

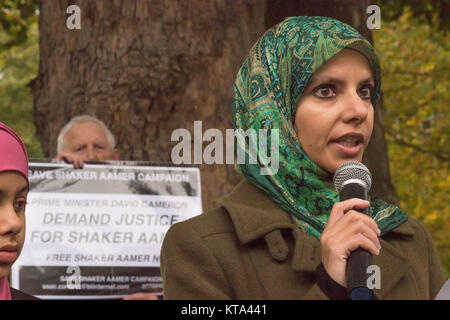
[0,122,36,300]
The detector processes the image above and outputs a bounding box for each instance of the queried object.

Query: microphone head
[333,161,372,193]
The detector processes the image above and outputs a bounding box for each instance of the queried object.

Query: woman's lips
[0,250,18,264]
[331,141,363,157]
[0,245,18,264]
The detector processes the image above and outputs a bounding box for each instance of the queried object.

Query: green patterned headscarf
[232,16,407,240]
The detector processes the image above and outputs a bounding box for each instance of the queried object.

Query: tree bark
[265,0,399,204]
[31,0,266,210]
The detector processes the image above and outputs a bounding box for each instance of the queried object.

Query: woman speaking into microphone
[160,16,445,300]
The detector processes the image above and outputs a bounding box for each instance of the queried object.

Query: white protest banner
[11,161,202,299]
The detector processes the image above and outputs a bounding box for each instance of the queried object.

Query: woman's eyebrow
[358,77,375,85]
[16,186,29,196]
[308,76,375,87]
[0,185,29,197]
[307,76,346,87]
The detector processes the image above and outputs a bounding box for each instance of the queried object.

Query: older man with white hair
[54,115,158,300]
[55,115,120,168]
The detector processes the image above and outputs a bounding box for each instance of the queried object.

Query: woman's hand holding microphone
[320,199,381,287]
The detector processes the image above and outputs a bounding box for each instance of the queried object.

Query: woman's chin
[305,145,366,174]
[0,264,13,279]
[321,155,365,174]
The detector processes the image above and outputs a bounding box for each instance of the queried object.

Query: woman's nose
[0,205,22,236]
[341,91,370,124]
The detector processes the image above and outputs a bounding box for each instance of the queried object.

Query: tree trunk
[265,0,399,204]
[31,0,266,211]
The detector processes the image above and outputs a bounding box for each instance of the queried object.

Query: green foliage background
[0,2,448,278]
[374,8,449,277]
[0,0,41,157]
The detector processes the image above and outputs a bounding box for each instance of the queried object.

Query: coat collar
[221,178,416,299]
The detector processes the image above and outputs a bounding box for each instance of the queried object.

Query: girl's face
[0,171,28,278]
[294,49,375,174]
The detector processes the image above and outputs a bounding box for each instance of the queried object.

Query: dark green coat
[161,179,445,299]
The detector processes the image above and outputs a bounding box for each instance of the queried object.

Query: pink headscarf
[0,122,29,300]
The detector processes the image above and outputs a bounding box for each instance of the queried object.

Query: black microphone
[333,161,373,300]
